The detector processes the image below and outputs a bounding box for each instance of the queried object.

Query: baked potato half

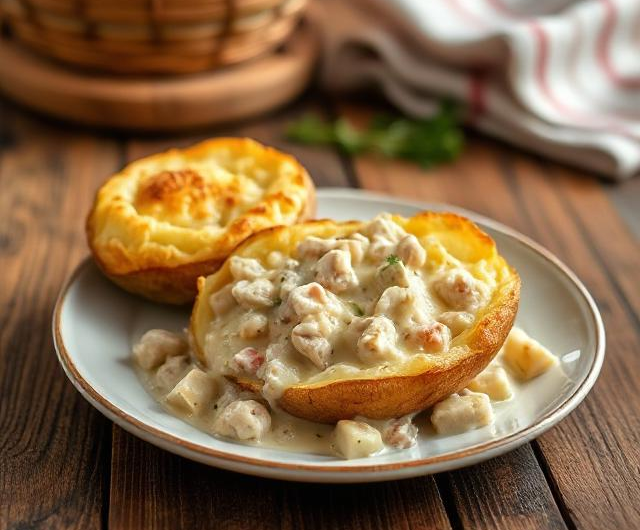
[86,138,315,304]
[191,212,520,423]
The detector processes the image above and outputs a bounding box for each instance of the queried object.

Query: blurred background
[1,2,639,529]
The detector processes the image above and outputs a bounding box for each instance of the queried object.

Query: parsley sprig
[382,254,402,270]
[286,101,464,168]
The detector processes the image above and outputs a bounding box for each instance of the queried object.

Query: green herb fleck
[383,254,401,270]
[350,302,365,317]
[286,101,464,168]
[273,297,282,307]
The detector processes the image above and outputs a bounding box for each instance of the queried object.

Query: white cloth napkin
[316,0,640,180]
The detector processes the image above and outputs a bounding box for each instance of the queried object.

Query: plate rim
[52,188,606,478]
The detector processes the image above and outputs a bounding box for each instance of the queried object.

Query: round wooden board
[0,21,318,131]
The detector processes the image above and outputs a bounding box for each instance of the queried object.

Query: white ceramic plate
[53,188,605,483]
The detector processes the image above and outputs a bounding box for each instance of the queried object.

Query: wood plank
[552,165,640,323]
[443,446,567,530]
[110,427,451,530]
[606,175,640,240]
[108,97,450,530]
[502,155,640,530]
[0,102,122,529]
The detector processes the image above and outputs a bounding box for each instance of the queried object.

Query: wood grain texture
[110,427,452,530]
[0,103,122,529]
[442,446,567,530]
[339,103,640,529]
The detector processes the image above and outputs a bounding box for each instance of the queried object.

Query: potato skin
[192,212,520,422]
[86,137,316,304]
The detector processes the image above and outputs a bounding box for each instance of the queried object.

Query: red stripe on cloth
[468,73,487,120]
[528,20,633,135]
[597,0,640,89]
[446,0,487,28]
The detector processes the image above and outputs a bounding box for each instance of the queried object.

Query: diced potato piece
[155,355,190,391]
[502,328,558,381]
[333,420,383,459]
[213,400,271,441]
[166,368,216,415]
[431,391,494,435]
[467,365,512,401]
[132,329,188,370]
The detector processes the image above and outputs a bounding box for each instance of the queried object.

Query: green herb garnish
[383,254,401,270]
[286,101,464,168]
[350,302,365,317]
[273,297,282,307]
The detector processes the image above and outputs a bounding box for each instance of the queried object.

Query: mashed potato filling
[203,213,495,401]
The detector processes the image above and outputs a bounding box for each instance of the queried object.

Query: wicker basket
[1,0,307,74]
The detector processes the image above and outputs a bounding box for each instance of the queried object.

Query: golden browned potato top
[87,138,314,276]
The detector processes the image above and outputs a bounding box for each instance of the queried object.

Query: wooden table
[1,92,639,530]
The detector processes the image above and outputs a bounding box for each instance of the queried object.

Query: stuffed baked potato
[86,138,315,304]
[191,212,520,423]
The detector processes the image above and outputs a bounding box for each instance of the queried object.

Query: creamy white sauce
[131,214,561,459]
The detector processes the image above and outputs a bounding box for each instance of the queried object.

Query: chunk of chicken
[232,278,275,309]
[166,368,216,415]
[357,315,401,364]
[297,235,368,264]
[337,235,369,264]
[230,347,265,375]
[404,321,451,353]
[277,269,301,300]
[155,355,190,391]
[438,311,474,336]
[239,313,269,339]
[209,284,236,316]
[260,358,299,401]
[362,215,406,262]
[431,391,494,435]
[229,256,266,281]
[288,282,340,317]
[361,213,406,241]
[396,234,426,268]
[296,236,339,260]
[213,400,271,441]
[291,316,333,369]
[133,329,188,370]
[382,417,418,449]
[314,249,359,293]
[376,260,411,288]
[333,420,383,459]
[432,268,489,312]
[375,285,431,326]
